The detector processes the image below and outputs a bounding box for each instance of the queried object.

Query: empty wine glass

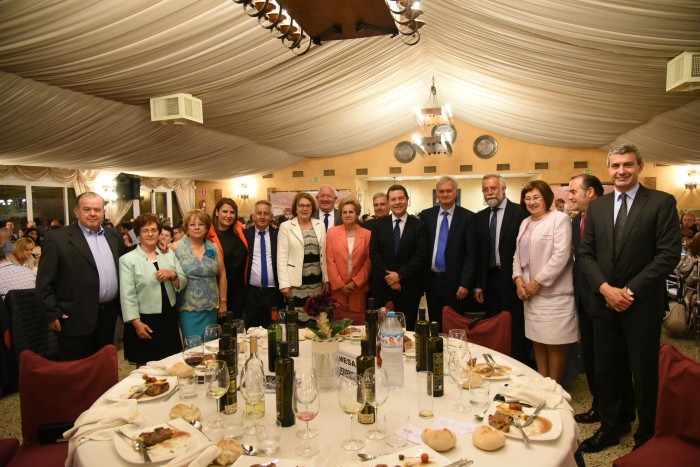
[293,369,320,457]
[363,366,390,440]
[239,358,265,433]
[203,324,222,355]
[448,347,472,413]
[447,329,468,353]
[394,311,407,333]
[337,374,365,451]
[206,360,230,429]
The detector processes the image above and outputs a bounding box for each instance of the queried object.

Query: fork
[485,353,503,371]
[115,428,152,462]
[511,416,532,447]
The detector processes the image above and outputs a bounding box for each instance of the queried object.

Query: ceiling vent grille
[666,52,700,92]
[150,93,203,124]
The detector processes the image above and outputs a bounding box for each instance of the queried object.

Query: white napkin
[129,360,169,376]
[247,326,267,339]
[64,399,144,467]
[165,443,220,467]
[499,375,574,412]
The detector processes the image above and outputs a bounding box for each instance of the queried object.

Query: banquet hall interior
[1,1,699,466]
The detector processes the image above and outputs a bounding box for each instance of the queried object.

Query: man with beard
[313,185,342,231]
[473,174,530,364]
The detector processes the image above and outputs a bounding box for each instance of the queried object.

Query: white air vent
[150,93,203,124]
[666,52,700,92]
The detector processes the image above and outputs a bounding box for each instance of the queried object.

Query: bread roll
[168,403,201,422]
[472,425,506,451]
[463,374,483,389]
[421,427,457,452]
[213,439,243,465]
[168,362,194,377]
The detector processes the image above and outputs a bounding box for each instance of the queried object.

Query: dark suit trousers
[484,267,529,365]
[425,273,463,331]
[593,311,658,442]
[56,300,118,361]
[244,285,284,329]
[577,308,598,411]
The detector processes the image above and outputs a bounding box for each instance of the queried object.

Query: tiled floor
[1,329,697,466]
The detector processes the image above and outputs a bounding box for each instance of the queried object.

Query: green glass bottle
[427,322,444,397]
[243,336,265,419]
[364,298,378,357]
[275,342,295,427]
[357,339,376,424]
[414,307,429,372]
[267,307,281,373]
[217,335,238,413]
[286,298,299,357]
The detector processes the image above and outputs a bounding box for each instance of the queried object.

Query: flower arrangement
[303,292,353,340]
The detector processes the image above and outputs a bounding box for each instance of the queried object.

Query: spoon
[242,444,258,456]
[189,419,203,430]
[357,453,391,461]
[474,407,489,420]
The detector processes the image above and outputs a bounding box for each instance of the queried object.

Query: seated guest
[0,227,13,255]
[160,225,174,245]
[120,213,187,366]
[0,251,36,299]
[173,226,185,242]
[5,221,18,241]
[7,237,36,270]
[680,211,698,242]
[326,197,372,324]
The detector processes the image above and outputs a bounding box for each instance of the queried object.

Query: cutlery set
[115,428,151,463]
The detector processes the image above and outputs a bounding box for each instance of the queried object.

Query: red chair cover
[0,438,19,465]
[613,344,700,467]
[442,306,512,356]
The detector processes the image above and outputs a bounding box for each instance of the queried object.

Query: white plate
[471,361,514,380]
[483,401,563,441]
[231,456,304,466]
[104,376,177,402]
[341,444,450,466]
[113,418,197,463]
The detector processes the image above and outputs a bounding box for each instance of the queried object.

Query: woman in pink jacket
[326,197,372,324]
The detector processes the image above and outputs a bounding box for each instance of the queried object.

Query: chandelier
[412,76,456,156]
[385,0,425,46]
[233,0,312,55]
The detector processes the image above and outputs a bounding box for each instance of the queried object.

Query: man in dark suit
[579,145,681,452]
[369,184,428,328]
[420,176,476,330]
[312,185,342,231]
[244,200,284,328]
[37,192,127,361]
[473,174,530,364]
[361,192,389,234]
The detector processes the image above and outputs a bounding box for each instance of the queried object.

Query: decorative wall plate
[394,140,416,163]
[473,135,498,159]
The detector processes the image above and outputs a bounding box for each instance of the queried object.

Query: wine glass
[394,311,407,333]
[203,324,222,356]
[447,329,467,353]
[448,347,472,413]
[337,374,365,451]
[363,367,390,440]
[182,335,204,368]
[292,369,320,457]
[239,358,266,434]
[206,360,230,429]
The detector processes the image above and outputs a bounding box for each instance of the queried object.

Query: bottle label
[287,323,299,355]
[358,405,376,424]
[381,331,403,349]
[433,352,444,393]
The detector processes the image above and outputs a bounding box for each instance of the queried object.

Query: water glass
[177,375,197,400]
[384,412,410,448]
[417,371,434,419]
[470,382,490,412]
[255,420,282,455]
[220,411,244,441]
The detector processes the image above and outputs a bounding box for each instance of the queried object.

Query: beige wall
[193,118,698,217]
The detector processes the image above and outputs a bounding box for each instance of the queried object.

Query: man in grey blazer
[313,185,342,231]
[579,145,681,452]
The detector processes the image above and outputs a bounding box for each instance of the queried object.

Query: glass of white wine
[337,374,365,451]
[239,359,265,434]
[206,360,230,429]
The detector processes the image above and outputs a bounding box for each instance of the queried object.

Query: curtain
[105,200,133,226]
[141,178,195,217]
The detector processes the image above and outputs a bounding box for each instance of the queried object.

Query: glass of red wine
[292,369,320,457]
[183,335,204,388]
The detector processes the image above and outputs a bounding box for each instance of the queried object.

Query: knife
[128,386,147,399]
[162,384,179,402]
[521,403,545,428]
[444,459,473,467]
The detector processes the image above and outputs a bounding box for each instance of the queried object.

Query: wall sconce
[239,183,250,200]
[686,168,699,190]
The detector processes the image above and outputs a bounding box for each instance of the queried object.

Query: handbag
[663,301,689,334]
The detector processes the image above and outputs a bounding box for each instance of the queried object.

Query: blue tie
[259,231,268,287]
[393,219,401,253]
[324,213,329,231]
[435,211,449,272]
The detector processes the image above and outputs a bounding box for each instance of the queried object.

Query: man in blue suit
[244,200,284,328]
[420,176,476,330]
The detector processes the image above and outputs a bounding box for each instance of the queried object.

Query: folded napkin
[129,360,170,376]
[165,443,220,467]
[247,326,267,339]
[499,375,573,412]
[64,399,144,467]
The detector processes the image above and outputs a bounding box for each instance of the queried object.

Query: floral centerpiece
[303,292,353,340]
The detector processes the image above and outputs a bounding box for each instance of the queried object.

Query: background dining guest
[579,145,681,453]
[119,213,187,366]
[369,184,428,328]
[206,197,249,321]
[37,192,127,361]
[244,200,284,328]
[277,192,328,306]
[7,237,36,270]
[159,225,174,245]
[171,209,227,338]
[326,197,372,324]
[0,227,15,255]
[361,192,389,234]
[0,251,36,300]
[512,180,577,383]
[420,175,476,330]
[313,185,342,231]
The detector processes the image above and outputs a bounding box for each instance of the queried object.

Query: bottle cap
[221,323,232,336]
[287,297,295,308]
[360,339,370,354]
[271,307,278,320]
[387,311,396,317]
[367,297,375,309]
[429,322,439,335]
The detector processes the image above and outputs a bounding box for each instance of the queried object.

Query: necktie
[579,212,586,243]
[614,194,628,255]
[489,207,499,267]
[435,211,449,271]
[259,231,268,287]
[393,219,401,253]
[324,213,329,231]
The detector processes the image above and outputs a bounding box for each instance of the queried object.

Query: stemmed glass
[448,346,472,413]
[203,324,222,356]
[182,335,204,368]
[206,360,230,429]
[337,374,365,451]
[363,367,390,440]
[292,369,320,457]
[239,358,266,433]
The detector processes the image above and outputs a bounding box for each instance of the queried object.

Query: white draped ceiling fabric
[0,0,698,181]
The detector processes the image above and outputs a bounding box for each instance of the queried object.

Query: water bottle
[380,311,404,388]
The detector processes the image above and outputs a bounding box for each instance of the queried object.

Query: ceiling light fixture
[412,76,456,156]
[385,0,424,46]
[685,168,699,190]
[233,0,312,55]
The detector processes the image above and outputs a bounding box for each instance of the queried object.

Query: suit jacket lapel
[68,224,97,269]
[289,219,303,245]
[616,186,648,257]
[499,201,516,245]
[447,208,463,249]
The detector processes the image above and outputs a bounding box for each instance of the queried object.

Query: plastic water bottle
[380,311,404,388]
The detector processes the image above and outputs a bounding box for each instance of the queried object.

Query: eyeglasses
[524,195,543,203]
[140,229,159,235]
[297,204,313,209]
[188,223,206,229]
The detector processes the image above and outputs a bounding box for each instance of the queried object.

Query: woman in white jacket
[277,192,329,307]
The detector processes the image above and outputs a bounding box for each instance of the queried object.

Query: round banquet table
[73,334,579,467]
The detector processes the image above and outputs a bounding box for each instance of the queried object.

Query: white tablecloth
[73,336,578,467]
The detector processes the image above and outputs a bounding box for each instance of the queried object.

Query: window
[32,186,64,227]
[0,185,28,228]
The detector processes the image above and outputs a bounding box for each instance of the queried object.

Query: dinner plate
[339,444,450,466]
[231,456,303,466]
[113,418,196,463]
[471,361,513,380]
[104,376,177,402]
[483,401,563,441]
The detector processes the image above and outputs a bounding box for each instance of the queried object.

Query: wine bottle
[415,307,429,372]
[357,339,376,424]
[427,322,444,397]
[365,298,378,357]
[244,336,265,419]
[267,307,282,374]
[285,298,299,357]
[217,335,238,413]
[275,342,295,427]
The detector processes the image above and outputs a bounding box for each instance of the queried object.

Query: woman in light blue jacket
[120,213,187,365]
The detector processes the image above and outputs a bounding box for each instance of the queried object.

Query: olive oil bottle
[285,298,299,357]
[427,322,444,397]
[275,342,295,427]
[357,339,376,424]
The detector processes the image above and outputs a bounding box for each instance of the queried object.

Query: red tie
[579,212,586,242]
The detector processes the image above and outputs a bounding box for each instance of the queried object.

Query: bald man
[313,185,342,231]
